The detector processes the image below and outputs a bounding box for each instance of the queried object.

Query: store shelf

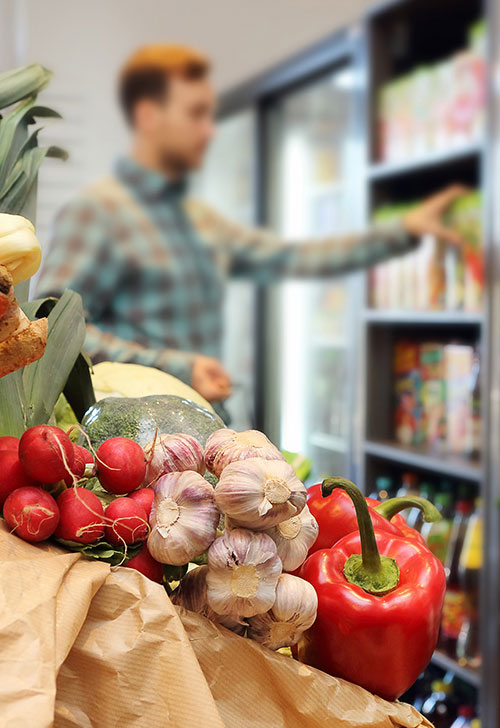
[431,651,481,688]
[310,432,348,452]
[363,309,483,326]
[363,439,482,482]
[368,143,483,182]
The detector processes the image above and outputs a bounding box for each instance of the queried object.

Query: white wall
[1,0,374,247]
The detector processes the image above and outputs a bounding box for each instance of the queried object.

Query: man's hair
[119,44,211,124]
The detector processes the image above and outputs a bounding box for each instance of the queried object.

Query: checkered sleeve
[189,200,418,282]
[37,197,196,384]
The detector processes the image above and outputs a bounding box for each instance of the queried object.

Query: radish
[63,447,86,486]
[104,498,148,546]
[0,452,39,506]
[124,545,164,583]
[0,436,19,453]
[19,425,75,483]
[96,437,146,495]
[55,487,105,543]
[3,486,60,543]
[128,488,154,517]
[77,445,95,466]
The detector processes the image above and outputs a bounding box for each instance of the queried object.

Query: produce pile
[0,415,447,703]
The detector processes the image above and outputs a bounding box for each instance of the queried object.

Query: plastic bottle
[421,680,455,727]
[422,490,454,563]
[451,706,475,728]
[440,490,474,657]
[457,499,482,670]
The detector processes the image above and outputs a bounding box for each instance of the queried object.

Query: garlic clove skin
[171,565,246,635]
[147,471,219,566]
[264,505,319,572]
[204,428,284,478]
[207,528,282,618]
[246,573,318,650]
[143,433,205,486]
[214,458,306,531]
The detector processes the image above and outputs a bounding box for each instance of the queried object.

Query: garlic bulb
[246,573,318,650]
[148,471,219,565]
[172,565,246,635]
[264,506,319,572]
[207,528,282,618]
[204,428,284,478]
[214,458,306,530]
[143,433,204,486]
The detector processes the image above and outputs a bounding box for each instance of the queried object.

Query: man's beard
[159,150,195,177]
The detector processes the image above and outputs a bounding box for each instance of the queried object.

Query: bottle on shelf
[451,706,476,728]
[422,489,454,563]
[397,471,422,528]
[413,480,436,532]
[440,487,474,658]
[421,680,456,727]
[368,475,394,501]
[457,499,482,670]
[470,349,481,458]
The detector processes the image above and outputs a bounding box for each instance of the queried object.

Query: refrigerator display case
[261,62,365,482]
[193,110,257,430]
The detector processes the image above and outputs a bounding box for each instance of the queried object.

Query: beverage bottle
[422,490,454,563]
[457,499,482,670]
[451,706,475,728]
[440,491,473,657]
[368,475,393,502]
[421,680,456,727]
[470,349,481,458]
[412,481,436,532]
[397,472,421,528]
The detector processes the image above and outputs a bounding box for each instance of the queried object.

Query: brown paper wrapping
[0,523,432,728]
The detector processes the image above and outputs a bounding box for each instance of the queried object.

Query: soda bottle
[457,499,482,670]
[422,490,454,563]
[421,680,456,727]
[440,490,473,657]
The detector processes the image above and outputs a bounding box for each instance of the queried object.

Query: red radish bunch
[55,488,105,544]
[128,488,154,517]
[125,546,164,583]
[19,425,75,483]
[63,446,86,486]
[104,498,148,546]
[96,437,146,494]
[4,486,59,543]
[0,452,38,506]
[0,436,19,453]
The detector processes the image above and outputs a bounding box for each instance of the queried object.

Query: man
[38,44,465,404]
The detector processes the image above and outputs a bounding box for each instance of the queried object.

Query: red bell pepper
[306,483,438,555]
[297,477,445,701]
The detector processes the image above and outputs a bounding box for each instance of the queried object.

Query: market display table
[0,523,431,728]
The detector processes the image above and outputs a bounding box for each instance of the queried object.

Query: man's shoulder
[75,176,130,212]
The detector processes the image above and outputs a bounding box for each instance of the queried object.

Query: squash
[81,394,224,449]
[90,361,215,414]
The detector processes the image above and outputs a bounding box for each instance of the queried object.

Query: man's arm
[188,186,466,282]
[37,196,196,384]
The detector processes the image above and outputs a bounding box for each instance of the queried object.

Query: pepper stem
[321,477,399,595]
[374,496,441,524]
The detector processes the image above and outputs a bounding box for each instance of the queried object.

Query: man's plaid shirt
[37,157,416,384]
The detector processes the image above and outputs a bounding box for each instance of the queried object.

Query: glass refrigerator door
[264,64,363,481]
[193,110,257,430]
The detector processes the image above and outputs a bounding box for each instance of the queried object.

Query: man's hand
[192,354,232,402]
[403,185,470,246]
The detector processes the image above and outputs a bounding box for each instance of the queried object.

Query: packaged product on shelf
[422,490,454,564]
[448,45,486,148]
[444,344,475,454]
[410,66,434,158]
[420,342,446,450]
[432,60,455,153]
[457,500,482,670]
[440,491,474,659]
[446,191,483,312]
[394,340,422,446]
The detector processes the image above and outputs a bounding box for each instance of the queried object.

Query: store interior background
[1,0,497,724]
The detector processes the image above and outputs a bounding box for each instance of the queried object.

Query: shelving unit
[216,0,500,722]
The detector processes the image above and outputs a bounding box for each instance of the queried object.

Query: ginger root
[0,264,47,378]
